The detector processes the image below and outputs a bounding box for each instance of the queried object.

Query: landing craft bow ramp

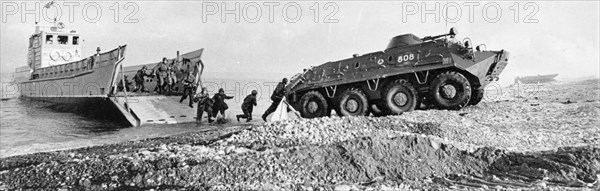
[109,49,204,127]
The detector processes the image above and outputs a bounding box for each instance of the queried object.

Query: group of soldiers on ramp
[125,57,291,124]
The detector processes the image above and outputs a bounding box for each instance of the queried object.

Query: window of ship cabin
[58,36,68,45]
[46,35,54,44]
[73,36,79,45]
[29,37,33,48]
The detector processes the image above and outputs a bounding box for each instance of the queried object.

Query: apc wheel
[299,91,329,118]
[334,88,369,116]
[430,71,472,110]
[468,86,484,105]
[382,79,419,114]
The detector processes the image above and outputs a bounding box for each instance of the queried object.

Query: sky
[1,1,599,85]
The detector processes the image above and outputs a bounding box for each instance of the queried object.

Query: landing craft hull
[12,47,207,127]
[18,59,118,100]
[13,46,128,122]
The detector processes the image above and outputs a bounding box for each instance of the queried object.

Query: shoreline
[0,115,597,190]
[1,80,599,190]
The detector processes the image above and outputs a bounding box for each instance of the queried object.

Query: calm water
[0,78,276,158]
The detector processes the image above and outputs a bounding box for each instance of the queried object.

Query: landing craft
[285,27,510,118]
[12,22,206,127]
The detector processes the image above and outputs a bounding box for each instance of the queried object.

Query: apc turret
[285,27,509,118]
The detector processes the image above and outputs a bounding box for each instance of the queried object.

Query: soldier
[166,61,178,93]
[211,88,234,118]
[179,73,196,108]
[117,75,132,92]
[236,90,258,122]
[262,78,288,121]
[152,57,169,94]
[194,87,214,123]
[132,66,150,93]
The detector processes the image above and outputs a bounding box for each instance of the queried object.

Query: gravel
[0,80,598,190]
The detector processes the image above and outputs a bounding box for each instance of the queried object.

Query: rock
[379,185,394,191]
[225,145,235,154]
[140,150,151,155]
[333,185,352,191]
[535,181,547,188]
[79,178,91,187]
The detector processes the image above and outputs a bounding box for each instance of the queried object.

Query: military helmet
[251,90,258,95]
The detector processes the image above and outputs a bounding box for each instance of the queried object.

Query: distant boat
[515,74,558,84]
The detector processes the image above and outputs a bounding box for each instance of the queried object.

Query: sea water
[0,77,279,157]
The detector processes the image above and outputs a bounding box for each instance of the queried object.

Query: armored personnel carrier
[285,28,509,118]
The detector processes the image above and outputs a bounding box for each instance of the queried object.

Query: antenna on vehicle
[444,0,449,41]
[43,1,57,27]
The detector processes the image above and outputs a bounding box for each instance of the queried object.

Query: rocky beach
[1,79,599,190]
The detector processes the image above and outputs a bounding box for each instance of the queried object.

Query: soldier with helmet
[194,87,214,123]
[236,90,258,122]
[179,73,197,108]
[262,78,288,121]
[132,66,150,93]
[211,88,234,118]
[152,57,169,94]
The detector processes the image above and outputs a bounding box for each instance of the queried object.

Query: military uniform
[262,80,287,121]
[132,67,150,92]
[179,74,196,107]
[166,65,178,92]
[237,91,257,122]
[117,76,133,92]
[152,61,169,94]
[194,91,214,123]
[211,89,234,118]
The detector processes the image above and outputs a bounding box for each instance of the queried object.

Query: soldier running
[179,73,196,108]
[132,66,150,93]
[194,87,214,123]
[236,90,258,122]
[262,78,288,121]
[152,57,169,94]
[211,88,234,118]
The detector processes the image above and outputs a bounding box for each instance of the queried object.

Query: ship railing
[32,45,127,80]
